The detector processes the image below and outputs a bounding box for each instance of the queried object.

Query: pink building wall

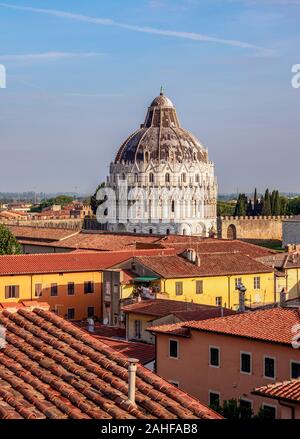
[155,330,300,418]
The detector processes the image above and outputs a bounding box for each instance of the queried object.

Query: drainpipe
[227,276,231,308]
[128,358,139,405]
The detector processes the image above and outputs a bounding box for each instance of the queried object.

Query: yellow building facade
[0,271,102,320]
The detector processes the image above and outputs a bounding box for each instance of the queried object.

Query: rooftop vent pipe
[128,358,139,405]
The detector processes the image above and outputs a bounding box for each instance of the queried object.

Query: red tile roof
[253,379,300,404]
[150,307,300,346]
[129,253,273,278]
[122,299,222,318]
[91,336,155,366]
[0,248,175,276]
[7,226,79,242]
[75,322,126,339]
[0,307,221,419]
[159,238,276,258]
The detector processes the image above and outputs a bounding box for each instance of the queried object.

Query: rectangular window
[209,347,220,367]
[262,404,276,419]
[196,280,203,294]
[209,391,220,408]
[67,308,75,320]
[169,339,179,359]
[134,320,141,339]
[291,361,300,379]
[264,357,275,379]
[215,296,222,307]
[34,283,42,298]
[175,282,183,296]
[240,352,252,374]
[87,307,94,318]
[5,285,20,299]
[50,283,58,297]
[67,282,75,296]
[235,278,242,290]
[84,281,94,294]
[254,276,261,290]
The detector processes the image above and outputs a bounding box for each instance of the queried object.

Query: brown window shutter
[5,286,9,299]
[15,286,20,298]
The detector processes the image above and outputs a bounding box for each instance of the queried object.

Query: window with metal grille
[215,296,222,307]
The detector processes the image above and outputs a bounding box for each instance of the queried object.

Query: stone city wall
[218,216,293,240]
[0,219,83,230]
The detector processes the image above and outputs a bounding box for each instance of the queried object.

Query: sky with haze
[0,0,300,195]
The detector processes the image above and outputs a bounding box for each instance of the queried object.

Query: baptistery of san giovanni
[103,89,217,236]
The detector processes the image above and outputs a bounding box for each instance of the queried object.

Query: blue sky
[0,0,299,194]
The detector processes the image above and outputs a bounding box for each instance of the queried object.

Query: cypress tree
[246,199,253,216]
[273,190,280,216]
[262,189,271,216]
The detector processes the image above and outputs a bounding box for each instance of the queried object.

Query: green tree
[253,188,260,216]
[90,182,106,215]
[262,189,271,215]
[0,224,22,255]
[287,196,300,215]
[246,199,253,216]
[272,190,280,215]
[212,399,253,419]
[234,194,248,216]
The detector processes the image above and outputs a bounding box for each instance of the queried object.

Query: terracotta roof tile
[253,379,300,403]
[122,299,221,317]
[0,306,221,419]
[129,253,273,278]
[151,307,300,345]
[0,248,175,276]
[7,226,78,242]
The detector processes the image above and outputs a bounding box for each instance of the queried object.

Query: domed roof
[115,90,208,164]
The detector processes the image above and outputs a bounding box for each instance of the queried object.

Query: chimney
[128,358,139,405]
[195,254,201,267]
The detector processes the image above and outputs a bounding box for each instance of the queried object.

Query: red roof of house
[0,307,221,419]
[0,248,175,276]
[129,253,273,278]
[253,379,300,404]
[90,336,155,365]
[150,307,300,345]
[159,237,276,258]
[122,299,223,318]
[7,225,78,242]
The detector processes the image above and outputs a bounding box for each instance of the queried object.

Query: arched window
[134,173,138,183]
[182,229,186,235]
[171,200,175,213]
[149,228,153,234]
[149,173,154,183]
[145,151,149,162]
[195,174,199,183]
[133,228,137,233]
[165,173,170,183]
[166,229,170,235]
[182,173,186,183]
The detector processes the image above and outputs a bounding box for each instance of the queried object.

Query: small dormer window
[149,173,154,183]
[165,173,170,183]
[182,173,186,183]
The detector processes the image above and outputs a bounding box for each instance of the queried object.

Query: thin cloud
[0,51,104,62]
[0,2,269,52]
